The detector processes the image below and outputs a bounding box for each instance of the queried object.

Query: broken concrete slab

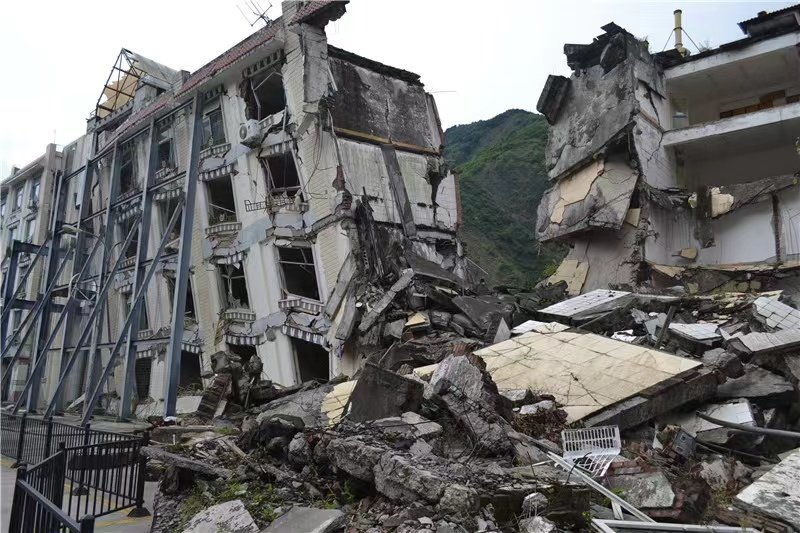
[358,268,415,332]
[727,328,800,356]
[607,470,675,510]
[141,446,232,479]
[536,74,570,125]
[511,320,570,335]
[348,363,424,422]
[260,506,346,533]
[716,365,795,407]
[663,400,760,446]
[701,348,744,379]
[475,329,707,424]
[373,412,442,441]
[668,322,721,344]
[499,388,533,407]
[373,453,448,503]
[325,437,385,482]
[182,499,257,533]
[430,355,483,401]
[735,448,800,529]
[752,295,800,330]
[519,516,557,533]
[545,259,588,296]
[451,295,511,332]
[537,289,634,323]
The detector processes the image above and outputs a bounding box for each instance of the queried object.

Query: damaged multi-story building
[0,0,463,420]
[536,6,800,296]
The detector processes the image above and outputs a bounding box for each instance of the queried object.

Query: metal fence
[1,411,150,526]
[10,448,95,533]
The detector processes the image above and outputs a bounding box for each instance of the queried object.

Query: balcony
[206,204,240,237]
[199,142,231,161]
[662,102,800,187]
[155,164,178,183]
[278,294,324,314]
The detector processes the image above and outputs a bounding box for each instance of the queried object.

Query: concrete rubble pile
[139,276,800,532]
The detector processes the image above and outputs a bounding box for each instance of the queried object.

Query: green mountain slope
[444,109,565,288]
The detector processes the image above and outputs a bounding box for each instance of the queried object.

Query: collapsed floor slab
[473,329,714,427]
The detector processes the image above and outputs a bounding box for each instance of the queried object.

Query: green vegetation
[444,109,566,287]
[179,479,280,529]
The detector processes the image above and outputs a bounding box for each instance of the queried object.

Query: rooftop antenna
[237,0,273,28]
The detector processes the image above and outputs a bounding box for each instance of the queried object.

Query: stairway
[196,373,231,420]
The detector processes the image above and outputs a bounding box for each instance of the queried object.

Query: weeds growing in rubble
[178,479,281,528]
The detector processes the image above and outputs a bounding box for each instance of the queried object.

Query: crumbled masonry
[3,2,800,533]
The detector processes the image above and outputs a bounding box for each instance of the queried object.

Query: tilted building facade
[0,0,464,419]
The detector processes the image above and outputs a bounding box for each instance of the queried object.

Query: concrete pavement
[1,457,157,533]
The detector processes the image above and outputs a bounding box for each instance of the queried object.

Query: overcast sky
[0,1,794,177]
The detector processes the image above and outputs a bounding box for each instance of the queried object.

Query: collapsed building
[536,7,800,297]
[0,0,464,421]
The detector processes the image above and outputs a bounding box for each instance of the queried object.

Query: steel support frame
[26,169,69,411]
[118,118,158,421]
[83,144,121,418]
[81,199,184,425]
[163,94,203,418]
[0,247,73,401]
[52,162,95,414]
[43,216,141,419]
[0,239,48,342]
[11,236,104,413]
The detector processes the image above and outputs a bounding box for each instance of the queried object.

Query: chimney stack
[674,9,687,56]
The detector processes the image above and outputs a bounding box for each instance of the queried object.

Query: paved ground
[1,457,157,532]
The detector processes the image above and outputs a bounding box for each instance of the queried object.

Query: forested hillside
[444,109,565,288]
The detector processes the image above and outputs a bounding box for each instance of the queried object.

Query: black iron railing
[1,411,150,527]
[10,448,95,533]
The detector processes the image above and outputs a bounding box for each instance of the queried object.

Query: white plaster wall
[698,201,777,265]
[634,117,677,189]
[686,143,799,187]
[778,186,800,258]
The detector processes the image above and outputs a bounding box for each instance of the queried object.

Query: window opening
[277,247,319,300]
[292,338,329,383]
[260,153,300,197]
[202,107,226,148]
[243,71,285,120]
[220,264,250,308]
[13,186,23,211]
[135,358,152,400]
[179,351,203,390]
[157,126,175,171]
[206,175,237,224]
[119,144,138,193]
[30,178,40,207]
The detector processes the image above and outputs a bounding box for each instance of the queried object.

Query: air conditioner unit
[239,119,264,148]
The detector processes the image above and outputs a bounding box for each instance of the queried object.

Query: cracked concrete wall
[329,55,440,152]
[562,219,641,292]
[545,58,637,180]
[536,153,639,241]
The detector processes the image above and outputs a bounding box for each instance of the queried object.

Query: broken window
[119,144,138,194]
[123,292,149,331]
[220,264,250,308]
[13,186,23,211]
[202,107,226,148]
[29,178,40,207]
[157,126,175,171]
[118,217,139,259]
[260,153,300,197]
[166,276,197,320]
[179,350,203,390]
[24,219,35,243]
[160,196,182,241]
[243,71,286,120]
[135,358,152,400]
[1,194,6,218]
[292,338,329,383]
[277,247,320,300]
[206,175,237,224]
